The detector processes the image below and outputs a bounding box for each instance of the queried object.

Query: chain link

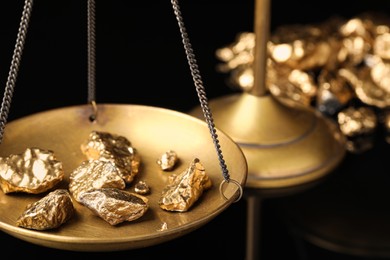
[0,0,34,143]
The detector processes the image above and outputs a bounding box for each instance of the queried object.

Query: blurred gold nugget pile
[216,12,390,153]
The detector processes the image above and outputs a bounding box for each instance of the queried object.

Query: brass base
[189,93,346,189]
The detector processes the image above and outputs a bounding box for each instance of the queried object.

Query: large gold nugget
[69,160,126,202]
[159,158,212,212]
[81,131,141,184]
[79,188,149,226]
[0,147,64,194]
[16,189,74,230]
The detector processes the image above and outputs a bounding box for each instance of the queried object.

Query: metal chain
[87,0,96,103]
[87,0,97,121]
[170,0,231,182]
[0,0,33,143]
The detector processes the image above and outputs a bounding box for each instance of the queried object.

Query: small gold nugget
[16,189,75,230]
[79,188,149,226]
[69,160,126,202]
[0,147,64,194]
[159,158,212,212]
[81,131,141,184]
[157,150,178,171]
[134,180,150,195]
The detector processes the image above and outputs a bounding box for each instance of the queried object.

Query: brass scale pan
[0,0,247,252]
[0,104,247,251]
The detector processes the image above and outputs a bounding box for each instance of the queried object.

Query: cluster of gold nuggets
[216,12,390,153]
[0,131,212,230]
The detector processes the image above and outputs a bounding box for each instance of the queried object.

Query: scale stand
[0,0,247,251]
[188,0,346,259]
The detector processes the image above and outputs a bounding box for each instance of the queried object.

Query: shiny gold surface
[156,150,178,171]
[69,159,126,202]
[0,147,64,194]
[158,158,212,212]
[134,180,150,195]
[337,106,377,137]
[16,189,75,230]
[0,104,247,251]
[189,93,346,188]
[80,131,141,184]
[79,187,149,226]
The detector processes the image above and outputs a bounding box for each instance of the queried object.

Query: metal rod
[249,0,270,97]
[246,195,262,260]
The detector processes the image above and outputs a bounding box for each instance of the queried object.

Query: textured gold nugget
[81,131,141,184]
[156,150,178,171]
[69,160,126,202]
[159,158,212,212]
[16,189,74,230]
[79,188,149,226]
[0,147,64,194]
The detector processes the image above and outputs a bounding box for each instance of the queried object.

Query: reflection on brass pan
[0,147,64,194]
[16,189,74,230]
[216,12,390,153]
[159,158,212,212]
[0,104,247,251]
[79,187,149,226]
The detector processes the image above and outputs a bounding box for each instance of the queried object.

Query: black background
[1,1,390,259]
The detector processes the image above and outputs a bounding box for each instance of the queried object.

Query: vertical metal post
[249,0,270,97]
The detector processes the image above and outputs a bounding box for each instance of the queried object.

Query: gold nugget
[159,158,212,212]
[0,147,64,194]
[134,180,150,195]
[81,131,141,184]
[316,69,355,116]
[337,106,377,137]
[69,160,126,202]
[269,23,331,70]
[157,150,178,171]
[349,67,390,108]
[16,189,74,230]
[79,188,149,226]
